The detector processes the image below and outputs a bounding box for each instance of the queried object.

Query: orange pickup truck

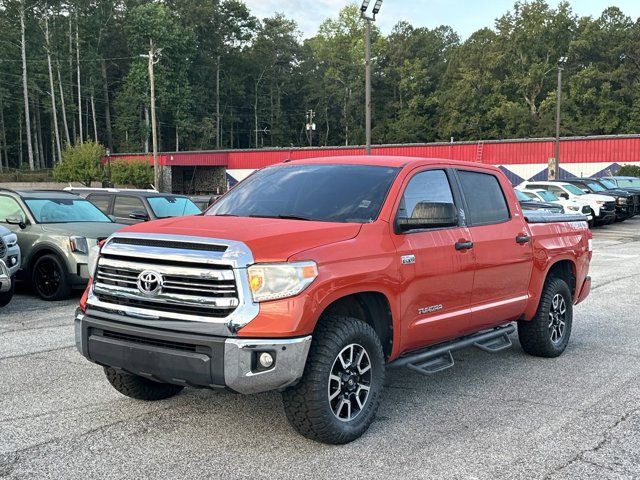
[75,156,592,444]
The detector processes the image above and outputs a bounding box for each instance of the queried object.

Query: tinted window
[24,199,111,223]
[458,171,510,225]
[0,196,25,222]
[147,197,201,218]
[562,184,585,196]
[598,178,616,189]
[113,196,146,218]
[88,195,112,214]
[538,190,559,202]
[398,170,454,219]
[208,164,400,223]
[585,182,606,192]
[515,190,532,201]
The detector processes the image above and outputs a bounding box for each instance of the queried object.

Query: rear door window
[457,171,510,226]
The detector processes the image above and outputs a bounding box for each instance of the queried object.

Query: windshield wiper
[249,214,312,221]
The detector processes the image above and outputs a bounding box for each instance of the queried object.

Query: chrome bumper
[0,259,12,293]
[75,310,312,395]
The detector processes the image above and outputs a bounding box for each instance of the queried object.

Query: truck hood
[41,222,125,240]
[580,194,616,203]
[119,215,363,263]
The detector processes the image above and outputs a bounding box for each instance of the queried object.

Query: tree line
[0,0,638,171]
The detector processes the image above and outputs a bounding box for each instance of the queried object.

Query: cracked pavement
[1,219,639,479]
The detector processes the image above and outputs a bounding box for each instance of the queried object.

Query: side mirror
[582,189,590,194]
[397,202,458,232]
[6,216,27,229]
[129,211,149,221]
[559,193,569,199]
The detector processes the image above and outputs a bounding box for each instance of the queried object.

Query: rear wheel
[32,254,71,301]
[282,315,385,444]
[104,367,184,401]
[518,277,573,358]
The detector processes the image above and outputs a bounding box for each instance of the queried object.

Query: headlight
[247,261,318,302]
[70,236,89,254]
[617,197,628,205]
[2,233,17,248]
[566,205,579,212]
[88,244,101,278]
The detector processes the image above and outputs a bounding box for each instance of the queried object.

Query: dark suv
[69,188,201,225]
[558,178,637,221]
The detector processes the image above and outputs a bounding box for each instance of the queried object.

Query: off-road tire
[518,277,573,358]
[32,254,72,301]
[0,280,15,307]
[282,315,385,444]
[104,367,184,401]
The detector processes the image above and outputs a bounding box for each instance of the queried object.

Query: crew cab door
[455,169,534,329]
[390,168,476,353]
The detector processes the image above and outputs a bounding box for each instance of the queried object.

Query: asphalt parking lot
[1,220,639,480]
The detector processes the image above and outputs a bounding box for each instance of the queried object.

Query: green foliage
[53,142,105,187]
[617,165,640,178]
[110,159,153,188]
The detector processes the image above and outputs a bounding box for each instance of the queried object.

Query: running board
[389,324,516,376]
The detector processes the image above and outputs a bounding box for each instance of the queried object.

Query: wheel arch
[27,243,70,278]
[319,291,394,359]
[524,257,577,320]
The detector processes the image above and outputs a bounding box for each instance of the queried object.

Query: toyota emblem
[137,270,163,295]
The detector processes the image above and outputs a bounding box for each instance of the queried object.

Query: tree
[53,141,105,186]
[110,158,153,188]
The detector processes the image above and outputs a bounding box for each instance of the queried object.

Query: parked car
[189,194,220,211]
[559,178,637,221]
[514,189,563,213]
[75,157,592,444]
[70,188,201,225]
[0,225,21,307]
[596,176,640,191]
[591,177,640,216]
[520,181,616,226]
[0,189,124,300]
[517,188,593,223]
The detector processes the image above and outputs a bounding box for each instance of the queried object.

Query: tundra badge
[401,255,416,265]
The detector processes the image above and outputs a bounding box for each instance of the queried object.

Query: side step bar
[388,324,515,376]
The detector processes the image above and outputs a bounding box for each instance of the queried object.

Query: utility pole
[360,1,382,155]
[306,110,316,147]
[20,0,34,170]
[142,40,161,190]
[45,17,62,163]
[553,56,567,180]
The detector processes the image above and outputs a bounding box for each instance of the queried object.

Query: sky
[242,0,640,39]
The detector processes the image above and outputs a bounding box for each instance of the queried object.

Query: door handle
[516,235,530,244]
[455,241,474,251]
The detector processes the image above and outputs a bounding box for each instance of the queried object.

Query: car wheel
[105,367,184,401]
[0,280,15,307]
[517,277,573,358]
[282,315,385,444]
[32,254,72,301]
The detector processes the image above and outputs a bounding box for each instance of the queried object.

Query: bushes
[617,165,640,178]
[0,170,54,183]
[53,141,105,186]
[109,159,153,189]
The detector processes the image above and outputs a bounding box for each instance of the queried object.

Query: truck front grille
[93,255,239,319]
[602,202,616,212]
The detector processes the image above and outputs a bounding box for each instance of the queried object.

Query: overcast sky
[242,0,640,39]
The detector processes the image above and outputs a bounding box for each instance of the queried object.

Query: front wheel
[0,280,15,307]
[32,254,71,301]
[282,315,385,444]
[518,277,573,358]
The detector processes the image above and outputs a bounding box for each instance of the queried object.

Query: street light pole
[554,56,567,180]
[141,41,162,191]
[361,0,382,156]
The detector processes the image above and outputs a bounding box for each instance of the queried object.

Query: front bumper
[0,259,12,293]
[75,310,312,395]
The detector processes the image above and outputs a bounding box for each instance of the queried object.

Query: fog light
[259,352,274,368]
[9,256,17,266]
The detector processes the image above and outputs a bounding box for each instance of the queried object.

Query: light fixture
[372,0,383,15]
[360,0,370,13]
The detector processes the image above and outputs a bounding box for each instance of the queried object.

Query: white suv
[517,188,593,222]
[519,181,616,225]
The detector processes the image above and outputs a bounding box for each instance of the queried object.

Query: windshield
[617,178,640,188]
[598,178,616,189]
[207,164,400,223]
[25,198,112,224]
[537,190,559,202]
[147,196,201,218]
[563,184,585,196]
[585,182,606,192]
[515,190,531,202]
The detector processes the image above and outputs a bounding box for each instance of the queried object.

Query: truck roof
[286,155,497,170]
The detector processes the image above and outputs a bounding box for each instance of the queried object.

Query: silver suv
[0,224,21,306]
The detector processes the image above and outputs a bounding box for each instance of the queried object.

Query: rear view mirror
[129,211,149,221]
[397,202,458,232]
[6,216,27,229]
